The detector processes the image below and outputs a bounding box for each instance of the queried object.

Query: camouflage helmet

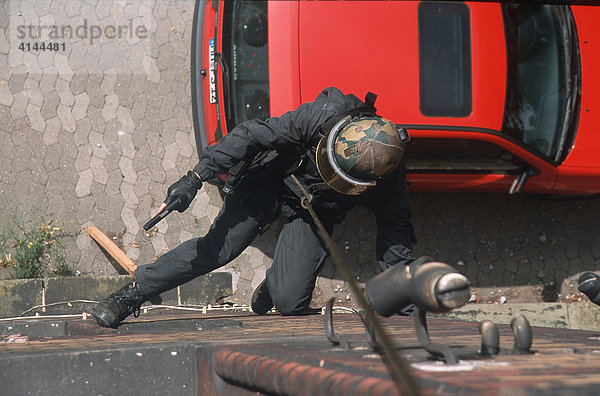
[315,115,409,195]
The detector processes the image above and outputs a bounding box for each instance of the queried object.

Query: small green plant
[0,215,73,279]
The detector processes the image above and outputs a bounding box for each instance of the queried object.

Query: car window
[221,1,270,131]
[405,138,522,173]
[418,2,472,117]
[501,4,579,162]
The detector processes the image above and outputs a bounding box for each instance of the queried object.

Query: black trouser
[135,172,329,314]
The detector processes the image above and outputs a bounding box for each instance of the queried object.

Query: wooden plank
[87,226,137,279]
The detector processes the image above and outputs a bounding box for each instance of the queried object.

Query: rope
[0,301,352,323]
[290,174,421,396]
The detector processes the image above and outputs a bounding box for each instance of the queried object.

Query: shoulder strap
[364,92,377,111]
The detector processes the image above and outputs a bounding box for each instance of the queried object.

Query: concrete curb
[3,274,599,332]
[435,302,600,332]
[0,273,232,318]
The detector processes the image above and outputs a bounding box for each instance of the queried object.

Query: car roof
[269,1,507,131]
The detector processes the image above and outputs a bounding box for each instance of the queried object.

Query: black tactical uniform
[97,87,416,323]
[133,87,416,314]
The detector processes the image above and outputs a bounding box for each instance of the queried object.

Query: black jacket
[194,87,416,268]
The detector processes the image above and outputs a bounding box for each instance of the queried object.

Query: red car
[191,1,600,194]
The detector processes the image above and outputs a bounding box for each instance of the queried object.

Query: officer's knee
[272,296,310,315]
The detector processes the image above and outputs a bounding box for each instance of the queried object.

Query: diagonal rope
[290,175,421,396]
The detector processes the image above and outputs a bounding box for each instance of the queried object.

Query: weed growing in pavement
[0,214,73,279]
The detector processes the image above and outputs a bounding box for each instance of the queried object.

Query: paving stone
[131,142,150,170]
[0,80,13,106]
[72,92,90,120]
[115,85,134,111]
[116,105,135,133]
[53,53,73,81]
[42,142,62,172]
[72,117,91,147]
[87,106,111,139]
[102,93,119,121]
[120,181,139,208]
[77,194,95,224]
[69,74,88,97]
[57,103,76,132]
[157,68,175,95]
[142,55,160,83]
[25,102,45,132]
[105,193,125,224]
[11,142,33,172]
[88,130,108,159]
[99,46,121,74]
[22,52,43,76]
[100,68,118,95]
[0,56,9,82]
[134,167,152,197]
[151,233,170,257]
[121,206,140,237]
[39,88,59,119]
[174,130,193,158]
[89,155,108,184]
[118,156,137,184]
[146,128,165,158]
[74,143,92,172]
[64,43,85,70]
[103,146,122,172]
[75,168,94,197]
[161,142,179,171]
[8,45,24,69]
[85,77,103,106]
[0,24,7,53]
[127,71,147,97]
[103,168,122,198]
[60,0,80,17]
[36,45,58,68]
[159,92,176,121]
[10,90,28,119]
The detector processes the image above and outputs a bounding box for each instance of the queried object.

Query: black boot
[579,272,600,306]
[91,282,146,328]
[251,279,273,315]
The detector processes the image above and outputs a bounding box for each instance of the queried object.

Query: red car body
[191,1,600,194]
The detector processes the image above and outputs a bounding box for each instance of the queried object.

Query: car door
[404,129,558,194]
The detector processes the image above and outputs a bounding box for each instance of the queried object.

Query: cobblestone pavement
[0,1,599,308]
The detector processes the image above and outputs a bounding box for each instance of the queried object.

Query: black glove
[164,171,203,213]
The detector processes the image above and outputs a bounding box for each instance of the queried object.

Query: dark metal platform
[2,309,600,395]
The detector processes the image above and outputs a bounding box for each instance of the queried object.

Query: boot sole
[90,305,119,329]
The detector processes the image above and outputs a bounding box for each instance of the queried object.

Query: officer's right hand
[164,171,203,213]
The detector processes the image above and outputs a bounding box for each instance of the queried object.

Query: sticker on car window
[209,38,216,104]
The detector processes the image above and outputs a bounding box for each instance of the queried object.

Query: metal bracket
[323,297,380,351]
[413,307,459,365]
[324,297,350,350]
[478,315,533,356]
[324,302,461,364]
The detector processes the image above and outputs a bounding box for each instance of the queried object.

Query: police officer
[91,87,416,328]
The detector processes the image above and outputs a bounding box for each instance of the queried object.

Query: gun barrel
[143,197,183,231]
